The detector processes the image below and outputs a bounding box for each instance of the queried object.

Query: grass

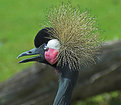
[77,91,121,105]
[0,0,121,104]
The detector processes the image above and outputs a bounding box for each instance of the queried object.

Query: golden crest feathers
[47,3,101,70]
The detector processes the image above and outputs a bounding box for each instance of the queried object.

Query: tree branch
[0,40,121,105]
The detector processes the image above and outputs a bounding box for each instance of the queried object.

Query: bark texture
[0,40,121,105]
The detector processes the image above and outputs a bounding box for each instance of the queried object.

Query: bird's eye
[44,44,49,51]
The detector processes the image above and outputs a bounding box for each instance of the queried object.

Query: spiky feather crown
[46,3,101,70]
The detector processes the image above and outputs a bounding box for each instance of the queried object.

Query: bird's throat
[53,68,79,105]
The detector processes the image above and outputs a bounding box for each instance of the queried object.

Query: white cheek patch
[47,39,60,50]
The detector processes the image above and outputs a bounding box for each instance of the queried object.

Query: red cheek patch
[45,48,59,65]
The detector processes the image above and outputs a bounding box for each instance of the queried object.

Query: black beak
[17,44,46,63]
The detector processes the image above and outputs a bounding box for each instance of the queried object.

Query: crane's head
[18,4,101,70]
[18,28,60,65]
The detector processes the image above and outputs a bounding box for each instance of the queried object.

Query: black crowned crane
[18,4,100,105]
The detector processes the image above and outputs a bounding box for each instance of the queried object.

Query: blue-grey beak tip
[17,52,28,59]
[17,55,21,59]
[18,61,23,63]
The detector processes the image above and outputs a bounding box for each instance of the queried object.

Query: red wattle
[45,48,59,65]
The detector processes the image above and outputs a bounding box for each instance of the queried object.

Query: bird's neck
[53,67,79,105]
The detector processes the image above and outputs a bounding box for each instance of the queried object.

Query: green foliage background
[0,0,121,105]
